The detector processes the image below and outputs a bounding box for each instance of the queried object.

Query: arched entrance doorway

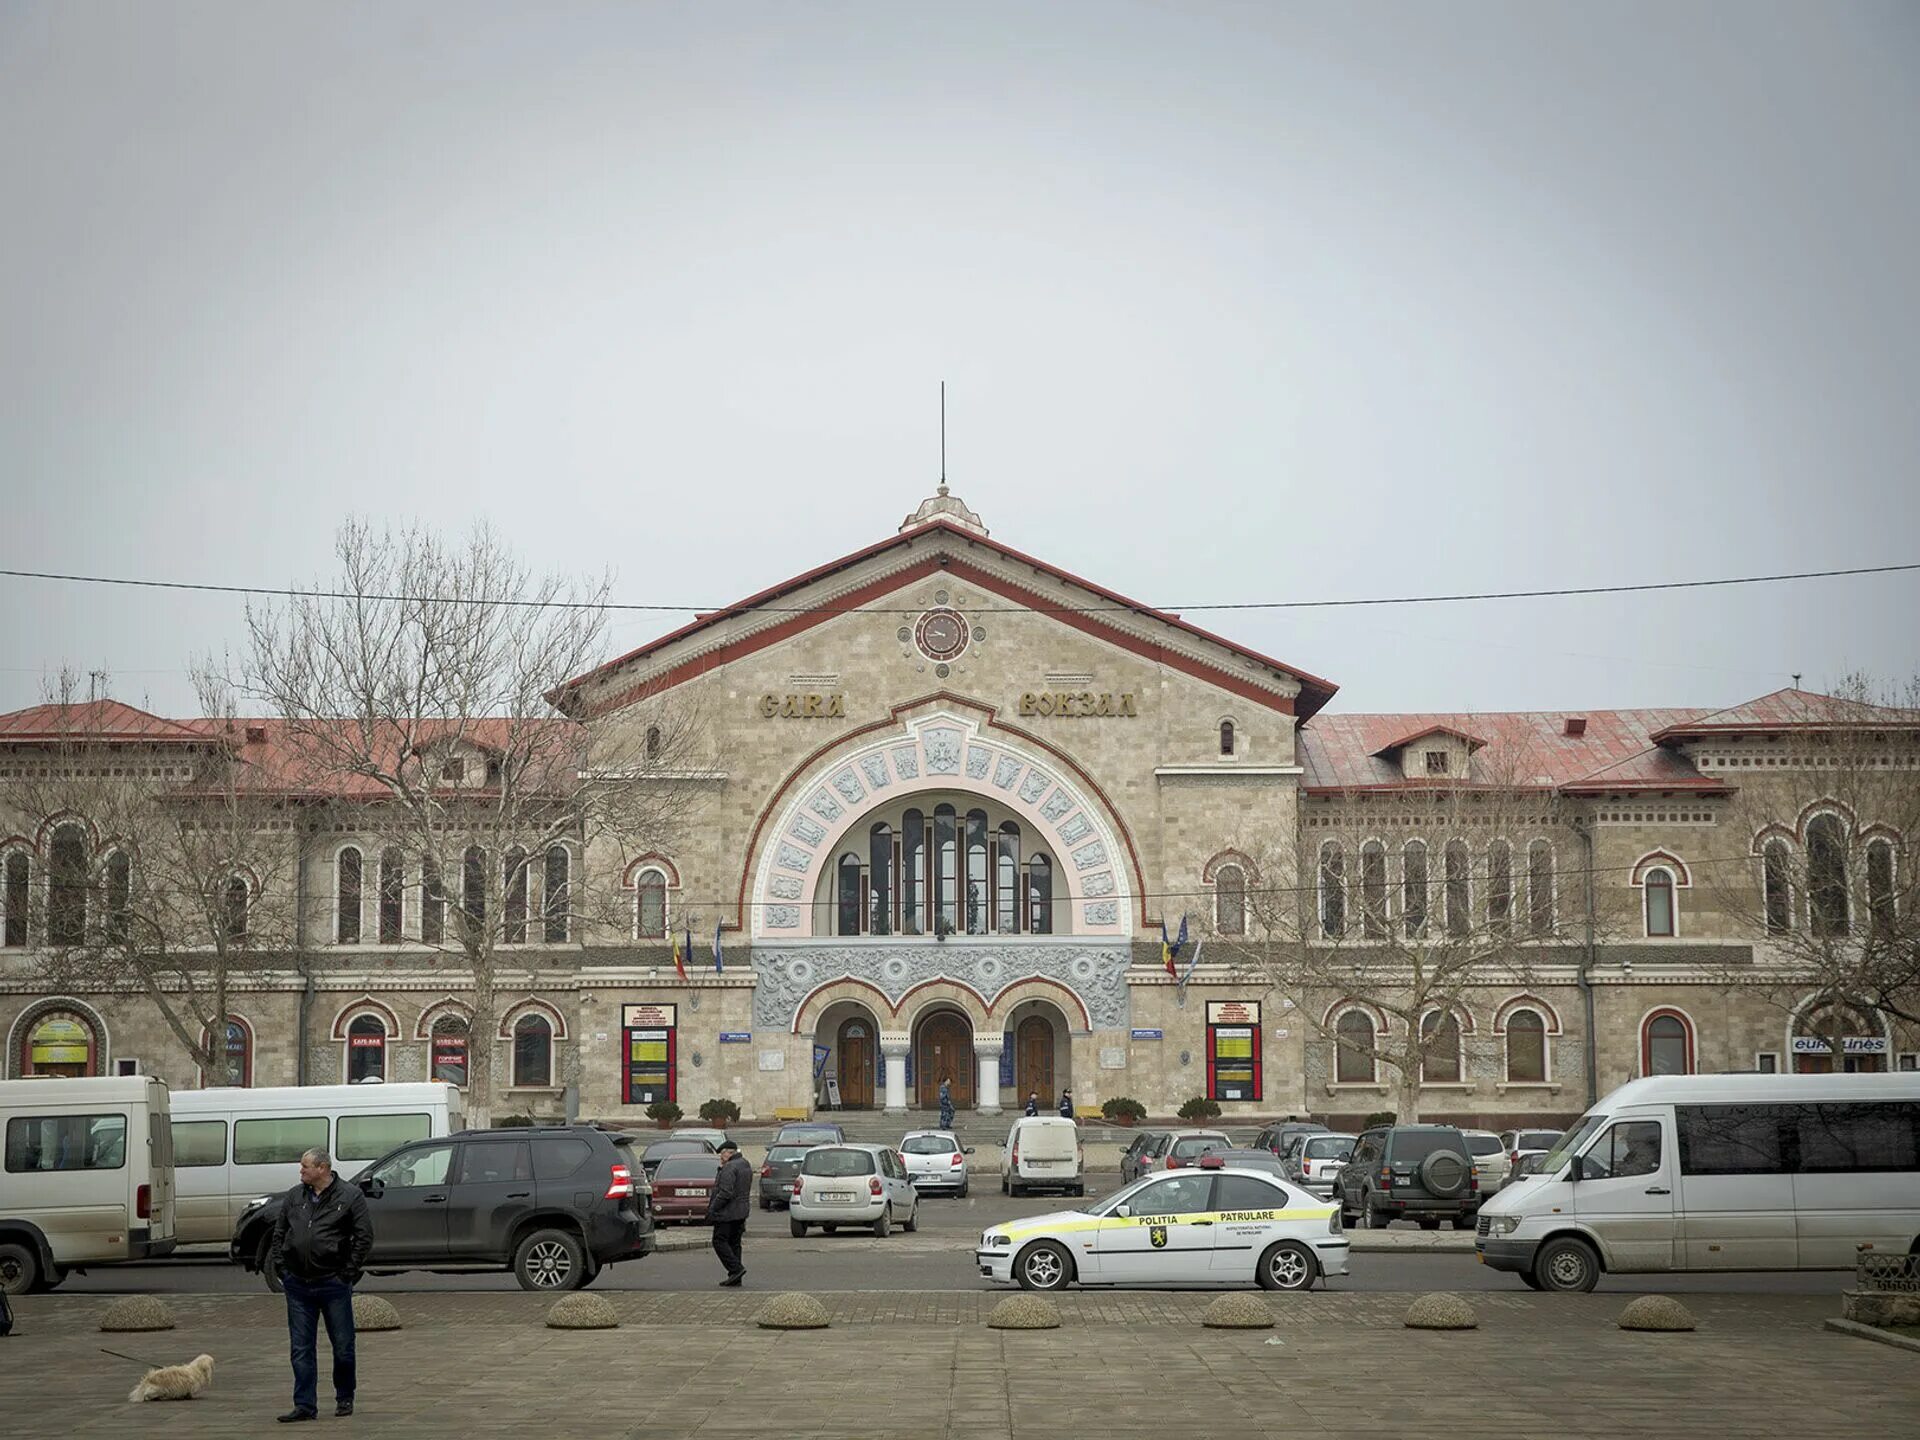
[1005,997,1072,1109]
[837,1015,877,1108]
[19,1009,100,1078]
[914,1010,975,1110]
[1792,1002,1889,1074]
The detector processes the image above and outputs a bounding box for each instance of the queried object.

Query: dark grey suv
[1332,1125,1479,1230]
[232,1125,655,1291]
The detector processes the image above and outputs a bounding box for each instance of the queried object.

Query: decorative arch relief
[751,710,1133,938]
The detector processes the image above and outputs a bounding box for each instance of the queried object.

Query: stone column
[973,1035,1004,1114]
[881,1038,911,1115]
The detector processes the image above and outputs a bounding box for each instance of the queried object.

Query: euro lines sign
[1789,1036,1889,1054]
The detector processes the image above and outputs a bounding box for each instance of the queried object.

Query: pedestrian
[938,1074,955,1130]
[1058,1088,1074,1119]
[270,1147,373,1423]
[1024,1091,1039,1117]
[708,1138,753,1287]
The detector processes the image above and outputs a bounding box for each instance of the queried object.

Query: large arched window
[543,847,570,943]
[462,845,488,928]
[431,1014,469,1086]
[1642,1010,1692,1076]
[103,850,132,943]
[934,805,958,936]
[1216,863,1247,938]
[1644,866,1676,937]
[1335,1008,1376,1084]
[378,848,405,943]
[512,1012,553,1088]
[1806,813,1850,937]
[3,851,29,947]
[1402,840,1429,936]
[1360,841,1388,939]
[1762,838,1793,935]
[1527,840,1555,937]
[1420,1009,1463,1084]
[635,868,667,939]
[1443,839,1472,938]
[836,853,863,936]
[996,822,1022,935]
[224,875,250,946]
[1487,840,1512,937]
[901,808,925,935]
[502,847,529,944]
[420,855,446,944]
[1026,853,1053,935]
[1866,838,1896,939]
[869,823,895,935]
[1504,1008,1546,1083]
[48,823,88,945]
[1317,844,1345,939]
[965,809,989,935]
[346,1012,386,1083]
[336,846,363,945]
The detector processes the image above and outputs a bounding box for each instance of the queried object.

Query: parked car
[1197,1149,1288,1179]
[1252,1121,1327,1160]
[758,1143,815,1211]
[649,1155,722,1224]
[1001,1116,1084,1197]
[1119,1130,1169,1184]
[1462,1130,1512,1196]
[1510,1151,1550,1180]
[1159,1130,1233,1171]
[788,1144,919,1237]
[669,1127,730,1150]
[231,1124,654,1291]
[639,1137,715,1178]
[901,1130,974,1197]
[1290,1132,1358,1196]
[772,1122,846,1147]
[1333,1125,1479,1231]
[1499,1128,1564,1179]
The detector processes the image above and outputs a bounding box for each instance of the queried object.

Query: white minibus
[0,1074,177,1294]
[1476,1071,1920,1291]
[169,1081,463,1246]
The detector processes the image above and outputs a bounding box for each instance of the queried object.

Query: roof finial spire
[938,380,947,495]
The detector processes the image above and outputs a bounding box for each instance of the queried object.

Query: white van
[1001,1116,1085,1197]
[169,1082,463,1246]
[0,1075,177,1294]
[1477,1071,1920,1292]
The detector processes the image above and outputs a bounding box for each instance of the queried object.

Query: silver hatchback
[788,1143,920,1238]
[900,1130,973,1196]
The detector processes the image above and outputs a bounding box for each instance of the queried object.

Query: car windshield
[1543,1115,1606,1171]
[655,1157,720,1180]
[767,1146,811,1163]
[1172,1135,1228,1158]
[1389,1131,1464,1162]
[1304,1136,1353,1159]
[1089,1175,1166,1215]
[1465,1134,1505,1156]
[802,1149,875,1177]
[901,1135,958,1155]
[779,1128,842,1145]
[1519,1130,1562,1150]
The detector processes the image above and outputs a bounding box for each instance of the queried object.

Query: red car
[649,1155,721,1224]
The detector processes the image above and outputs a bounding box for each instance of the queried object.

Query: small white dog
[127,1353,215,1403]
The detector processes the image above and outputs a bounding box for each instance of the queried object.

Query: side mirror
[360,1177,384,1198]
[1115,1204,1132,1218]
[1566,1155,1583,1183]
[963,1147,976,1155]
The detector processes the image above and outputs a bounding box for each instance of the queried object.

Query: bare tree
[1711,675,1920,1068]
[243,521,707,1122]
[5,666,301,1079]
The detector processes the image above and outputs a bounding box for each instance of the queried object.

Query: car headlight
[983,1231,1012,1248]
[1485,1215,1521,1237]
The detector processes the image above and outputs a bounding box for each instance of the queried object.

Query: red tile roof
[1647,687,1920,742]
[0,699,211,744]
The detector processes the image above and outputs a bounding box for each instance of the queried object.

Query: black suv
[1332,1124,1479,1231]
[232,1125,655,1291]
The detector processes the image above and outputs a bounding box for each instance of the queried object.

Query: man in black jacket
[707,1139,752,1287]
[269,1147,374,1422]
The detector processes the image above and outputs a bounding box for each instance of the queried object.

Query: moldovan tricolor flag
[1159,915,1188,978]
[672,926,689,983]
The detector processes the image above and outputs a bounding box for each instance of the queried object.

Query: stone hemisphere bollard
[1618,1295,1697,1332]
[351,1295,403,1332]
[545,1293,620,1330]
[754,1293,831,1330]
[99,1296,177,1332]
[1404,1293,1478,1331]
[1202,1293,1276,1330]
[987,1295,1062,1330]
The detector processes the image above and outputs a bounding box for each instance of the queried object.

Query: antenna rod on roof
[939,380,947,492]
[1792,672,1802,688]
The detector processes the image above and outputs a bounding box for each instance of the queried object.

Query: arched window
[934,805,958,936]
[420,855,446,944]
[1402,840,1429,936]
[996,822,1022,934]
[1318,844,1345,939]
[1642,1010,1692,1076]
[1444,839,1471,938]
[1866,838,1896,939]
[1216,863,1247,938]
[502,847,529,944]
[224,876,250,946]
[1644,866,1676,937]
[462,845,487,927]
[1420,1009,1463,1084]
[869,823,894,935]
[837,853,863,936]
[965,809,989,935]
[1807,813,1849,937]
[1026,853,1053,935]
[104,850,133,943]
[1360,841,1388,939]
[1219,720,1235,756]
[48,823,88,945]
[1527,840,1555,937]
[645,725,662,762]
[336,846,363,945]
[1335,1009,1376,1084]
[1505,1008,1546,1083]
[431,1014,469,1086]
[1762,839,1793,935]
[3,852,29,947]
[210,1017,251,1086]
[512,1012,553,1088]
[378,848,405,943]
[22,1008,100,1077]
[346,1012,386,1083]
[901,808,925,935]
[636,869,666,939]
[1487,840,1512,937]
[543,846,570,943]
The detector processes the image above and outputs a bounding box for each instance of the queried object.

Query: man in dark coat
[269,1146,374,1422]
[708,1138,753,1287]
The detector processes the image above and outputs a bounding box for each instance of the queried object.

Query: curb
[645,1228,1472,1254]
[1823,1317,1920,1354]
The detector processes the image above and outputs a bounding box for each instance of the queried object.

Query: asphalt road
[57,1177,1853,1297]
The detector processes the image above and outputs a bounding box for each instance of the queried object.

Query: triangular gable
[1369,723,1488,758]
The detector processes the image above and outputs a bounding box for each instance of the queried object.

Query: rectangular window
[1676,1104,1789,1176]
[1205,1000,1263,1103]
[233,1116,328,1166]
[170,1119,229,1168]
[1754,1052,1779,1074]
[336,1112,433,1162]
[5,1114,128,1172]
[1424,750,1449,775]
[1795,1101,1920,1173]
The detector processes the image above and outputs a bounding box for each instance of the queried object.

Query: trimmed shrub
[1177,1096,1222,1122]
[644,1100,683,1126]
[493,1113,533,1128]
[1101,1097,1147,1123]
[698,1098,741,1125]
[1364,1110,1396,1130]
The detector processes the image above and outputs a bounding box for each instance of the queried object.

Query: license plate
[1025,1161,1054,1169]
[688,1188,708,1197]
[823,1190,855,1202]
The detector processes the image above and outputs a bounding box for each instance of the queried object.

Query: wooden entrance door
[837,1017,875,1108]
[1016,1016,1054,1105]
[915,1012,974,1109]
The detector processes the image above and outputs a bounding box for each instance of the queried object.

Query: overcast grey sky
[2,1,1916,718]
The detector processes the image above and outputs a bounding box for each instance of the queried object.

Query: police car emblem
[1149,1225,1168,1249]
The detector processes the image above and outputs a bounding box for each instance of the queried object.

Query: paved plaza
[6,1289,1914,1439]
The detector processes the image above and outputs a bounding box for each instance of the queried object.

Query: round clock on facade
[914,607,970,663]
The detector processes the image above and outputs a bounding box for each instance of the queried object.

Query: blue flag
[712,921,725,975]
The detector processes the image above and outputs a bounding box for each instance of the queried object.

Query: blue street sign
[1130,1028,1164,1040]
[718,1031,751,1043]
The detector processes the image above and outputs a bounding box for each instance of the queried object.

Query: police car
[976,1156,1349,1292]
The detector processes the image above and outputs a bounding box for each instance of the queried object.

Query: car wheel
[1014,1240,1073,1292]
[513,1228,587,1291]
[957,1182,969,1199]
[1451,1216,1473,1231]
[760,1198,771,1212]
[1070,1184,1085,1198]
[790,1219,808,1239]
[255,1238,285,1294]
[1256,1240,1318,1292]
[1359,1197,1383,1229]
[823,1224,837,1235]
[0,1241,39,1296]
[1418,1218,1441,1231]
[903,1201,918,1234]
[872,1207,891,1239]
[1519,1268,1544,1290]
[1001,1176,1010,1196]
[1535,1235,1601,1293]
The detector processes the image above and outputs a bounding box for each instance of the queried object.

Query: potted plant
[645,1100,683,1129]
[1101,1096,1147,1126]
[1364,1110,1396,1129]
[1177,1096,1222,1122]
[698,1098,741,1126]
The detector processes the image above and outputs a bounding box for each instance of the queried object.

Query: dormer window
[1424,751,1449,776]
